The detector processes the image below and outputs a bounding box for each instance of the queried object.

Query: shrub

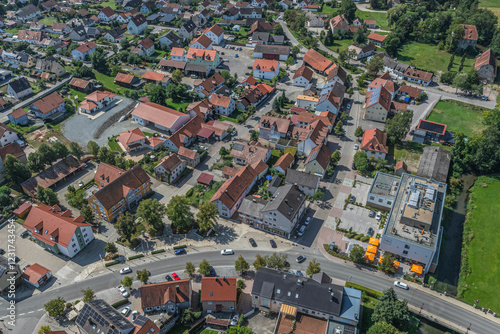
[65,303,72,309]
[173,245,187,250]
[345,282,382,298]
[346,232,355,238]
[128,254,144,260]
[105,260,120,267]
[360,235,370,242]
[111,299,129,308]
[129,238,140,248]
[186,188,194,196]
[151,249,165,254]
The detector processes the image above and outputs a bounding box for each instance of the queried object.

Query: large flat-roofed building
[380,173,447,272]
[366,172,400,211]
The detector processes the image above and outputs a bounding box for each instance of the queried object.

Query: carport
[197,127,214,141]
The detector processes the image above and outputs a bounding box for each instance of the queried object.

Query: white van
[297,225,306,236]
[394,281,409,290]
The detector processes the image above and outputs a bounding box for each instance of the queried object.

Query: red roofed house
[24,205,94,258]
[136,37,155,56]
[154,153,186,183]
[79,91,117,114]
[293,66,314,87]
[303,49,332,74]
[304,144,331,179]
[164,116,205,151]
[186,48,220,68]
[8,108,29,125]
[140,279,191,313]
[30,92,66,119]
[201,276,237,313]
[367,32,387,47]
[98,6,117,22]
[403,68,433,86]
[12,202,32,218]
[395,161,408,176]
[197,172,214,185]
[209,94,236,115]
[458,24,478,50]
[475,49,497,83]
[190,34,214,50]
[94,163,124,189]
[71,42,97,60]
[253,59,280,80]
[210,165,258,217]
[131,102,191,134]
[361,128,388,159]
[203,24,225,45]
[364,85,392,122]
[69,77,92,92]
[196,73,225,98]
[22,263,52,288]
[178,146,201,167]
[141,71,166,84]
[259,115,291,140]
[241,75,257,88]
[273,152,294,174]
[412,119,447,144]
[114,72,140,88]
[117,128,165,152]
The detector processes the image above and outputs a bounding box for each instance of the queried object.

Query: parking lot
[213,45,257,81]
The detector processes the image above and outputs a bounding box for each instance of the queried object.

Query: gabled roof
[416,119,446,135]
[254,44,290,55]
[293,66,313,81]
[130,14,147,26]
[17,4,39,17]
[365,85,391,112]
[186,48,218,61]
[260,115,291,134]
[211,164,257,209]
[205,24,224,37]
[273,152,294,173]
[115,72,135,85]
[117,128,146,150]
[155,153,184,173]
[368,74,399,93]
[330,14,348,29]
[18,30,44,42]
[395,161,407,172]
[253,59,278,72]
[241,75,257,86]
[285,169,320,189]
[361,128,388,154]
[263,184,306,222]
[142,71,166,82]
[305,144,331,170]
[69,77,90,89]
[21,263,50,285]
[9,108,27,120]
[167,115,205,149]
[178,146,198,160]
[131,102,187,129]
[475,49,497,71]
[95,163,125,188]
[461,24,478,41]
[138,37,154,49]
[75,42,97,54]
[32,92,65,115]
[85,90,116,102]
[404,68,433,82]
[209,94,232,108]
[140,278,190,309]
[367,32,387,43]
[398,84,422,99]
[326,63,347,83]
[0,142,25,161]
[8,77,31,93]
[198,73,225,92]
[182,19,197,33]
[303,49,332,72]
[201,277,237,302]
[191,34,213,48]
[100,6,115,17]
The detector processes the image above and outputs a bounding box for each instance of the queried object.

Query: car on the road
[352,162,356,170]
[297,225,306,237]
[174,248,186,255]
[347,103,351,109]
[270,240,277,248]
[130,310,138,320]
[304,217,311,226]
[354,144,359,150]
[120,267,132,275]
[221,52,225,55]
[21,231,29,238]
[200,145,208,150]
[296,255,306,263]
[117,285,126,293]
[349,196,356,203]
[78,181,84,187]
[231,314,240,326]
[235,54,239,58]
[121,307,130,316]
[221,249,234,255]
[165,274,173,281]
[394,281,409,290]
[172,272,180,280]
[369,210,375,218]
[376,212,382,221]
[247,66,253,69]
[249,238,257,247]
[296,270,303,277]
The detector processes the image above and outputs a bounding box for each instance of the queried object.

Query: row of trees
[166,195,219,234]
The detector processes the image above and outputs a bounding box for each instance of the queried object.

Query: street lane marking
[28,311,34,313]
[38,308,43,311]
[19,313,25,316]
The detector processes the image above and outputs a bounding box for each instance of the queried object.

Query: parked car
[130,310,138,320]
[235,54,239,58]
[172,272,180,280]
[221,249,234,255]
[304,217,311,226]
[349,196,356,203]
[121,290,130,298]
[247,66,253,69]
[249,238,257,247]
[165,274,173,281]
[394,281,409,290]
[296,270,303,277]
[0,249,4,255]
[369,210,375,218]
[297,225,306,237]
[117,285,126,293]
[209,266,216,277]
[221,52,225,55]
[376,212,382,221]
[21,231,29,238]
[120,267,132,275]
[121,307,131,316]
[231,314,240,326]
[174,248,186,255]
[367,227,373,236]
[270,240,277,248]
[296,255,306,263]
[354,144,359,150]
[231,130,237,136]
[78,181,84,187]
[200,145,208,150]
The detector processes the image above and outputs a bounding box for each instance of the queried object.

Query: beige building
[154,153,187,183]
[201,277,237,313]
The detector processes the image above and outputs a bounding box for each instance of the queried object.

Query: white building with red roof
[209,94,235,115]
[30,92,66,119]
[79,91,117,114]
[190,34,214,50]
[22,263,52,288]
[458,24,478,50]
[137,37,155,56]
[154,153,186,183]
[475,49,497,83]
[98,6,116,22]
[367,32,387,47]
[131,102,191,134]
[253,59,280,80]
[203,24,225,45]
[361,128,388,159]
[116,128,166,152]
[71,42,97,60]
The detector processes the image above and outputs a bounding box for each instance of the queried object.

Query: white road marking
[28,311,34,314]
[19,313,25,316]
[38,308,43,311]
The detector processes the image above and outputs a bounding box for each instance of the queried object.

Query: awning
[411,264,423,275]
[367,245,377,254]
[197,127,214,138]
[369,238,379,246]
[365,252,375,261]
[280,304,297,316]
[378,256,384,264]
[394,261,400,269]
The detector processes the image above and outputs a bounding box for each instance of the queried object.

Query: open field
[39,16,58,25]
[427,100,486,137]
[390,141,450,173]
[355,9,390,31]
[397,41,475,74]
[461,175,500,313]
[480,0,500,23]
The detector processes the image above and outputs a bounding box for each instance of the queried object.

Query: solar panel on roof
[134,315,148,326]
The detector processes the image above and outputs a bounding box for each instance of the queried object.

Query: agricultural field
[480,0,500,23]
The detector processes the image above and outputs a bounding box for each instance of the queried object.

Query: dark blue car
[174,248,185,255]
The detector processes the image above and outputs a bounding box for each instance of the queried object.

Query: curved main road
[2,248,498,334]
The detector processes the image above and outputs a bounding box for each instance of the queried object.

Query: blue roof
[339,287,361,322]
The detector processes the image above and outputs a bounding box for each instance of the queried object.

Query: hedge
[151,249,165,254]
[128,254,145,260]
[105,260,120,267]
[111,299,129,308]
[173,245,187,250]
[345,282,383,298]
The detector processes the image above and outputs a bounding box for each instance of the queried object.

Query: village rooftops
[361,128,388,154]
[303,49,332,72]
[461,24,478,41]
[201,276,237,302]
[369,172,400,197]
[253,59,278,72]
[31,92,65,115]
[140,279,190,310]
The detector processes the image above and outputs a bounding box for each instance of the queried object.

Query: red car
[172,272,180,281]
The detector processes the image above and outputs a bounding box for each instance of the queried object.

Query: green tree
[121,276,133,288]
[185,262,196,276]
[28,152,45,173]
[226,326,255,334]
[306,259,321,277]
[172,69,183,84]
[104,242,118,253]
[69,142,84,160]
[340,0,357,22]
[379,252,396,275]
[331,150,341,164]
[38,143,57,165]
[386,110,413,143]
[145,84,167,105]
[87,141,100,156]
[383,34,401,57]
[3,154,31,187]
[180,308,202,324]
[273,24,284,36]
[52,142,69,160]
[81,205,95,225]
[235,255,250,274]
[372,288,411,331]
[137,269,149,284]
[334,121,344,136]
[353,151,370,174]
[36,186,60,206]
[136,198,166,230]
[324,28,334,46]
[312,190,324,201]
[250,130,259,141]
[367,322,401,334]
[353,28,366,44]
[265,253,288,270]
[116,212,136,241]
[366,56,384,77]
[489,29,500,54]
[167,195,195,232]
[196,201,218,234]
[347,86,354,97]
[198,259,211,276]
[38,325,52,334]
[82,287,96,303]
[44,297,66,318]
[90,48,107,73]
[285,56,295,67]
[349,244,365,263]
[253,253,267,269]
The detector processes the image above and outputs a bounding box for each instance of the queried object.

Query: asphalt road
[1,249,498,334]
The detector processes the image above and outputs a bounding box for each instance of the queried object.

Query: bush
[65,302,72,309]
[173,245,187,250]
[129,238,140,248]
[345,282,382,298]
[186,188,194,196]
[111,299,129,308]
[105,260,120,267]
[128,254,145,260]
[360,235,370,242]
[151,249,165,254]
[346,232,355,238]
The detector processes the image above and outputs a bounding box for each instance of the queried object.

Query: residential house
[186,48,220,68]
[76,300,135,334]
[367,32,387,47]
[403,68,433,86]
[273,152,294,175]
[114,73,141,88]
[316,82,345,113]
[17,30,45,44]
[367,72,399,98]
[253,59,280,80]
[348,43,376,60]
[0,123,20,148]
[304,144,331,179]
[35,59,67,77]
[190,34,213,50]
[187,99,215,121]
[223,7,240,20]
[88,165,152,222]
[117,12,132,24]
[199,120,234,141]
[325,64,348,87]
[201,277,237,313]
[98,6,117,22]
[361,128,388,159]
[0,69,13,82]
[382,57,409,79]
[24,205,94,258]
[104,27,126,43]
[30,92,66,119]
[170,47,187,62]
[475,48,497,83]
[259,115,291,141]
[69,77,92,92]
[235,1,251,8]
[79,91,116,114]
[159,31,182,48]
[203,24,224,45]
[0,256,22,293]
[295,95,319,109]
[163,116,205,151]
[305,11,324,27]
[140,279,191,313]
[397,84,423,102]
[117,128,165,152]
[253,44,290,61]
[128,14,148,34]
[71,42,97,60]
[136,37,156,56]
[178,146,201,167]
[230,141,271,165]
[94,163,125,189]
[279,0,292,10]
[241,76,258,89]
[42,0,58,11]
[237,83,274,110]
[8,108,29,125]
[303,48,332,74]
[458,24,478,50]
[285,169,320,197]
[7,77,33,100]
[69,25,87,41]
[210,164,258,217]
[140,1,156,14]
[412,120,447,144]
[16,4,41,23]
[22,263,52,288]
[330,14,359,34]
[47,23,70,35]
[209,94,235,116]
[395,161,408,176]
[179,20,197,39]
[123,0,142,10]
[154,153,187,182]
[239,7,263,18]
[363,85,392,122]
[15,51,36,68]
[132,102,191,134]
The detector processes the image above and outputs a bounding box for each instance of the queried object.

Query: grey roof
[106,27,125,39]
[239,195,268,219]
[8,77,31,93]
[285,169,320,189]
[71,25,86,36]
[254,44,290,56]
[267,175,282,195]
[252,31,269,43]
[161,31,181,43]
[130,14,147,27]
[340,287,362,323]
[76,299,134,334]
[263,185,306,223]
[123,0,141,7]
[240,7,263,15]
[417,146,451,183]
[84,27,101,38]
[271,35,285,44]
[383,56,409,73]
[17,4,39,17]
[251,268,346,317]
[185,63,210,73]
[146,14,161,21]
[215,84,232,96]
[182,19,197,33]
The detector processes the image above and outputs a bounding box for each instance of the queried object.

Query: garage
[263,53,279,60]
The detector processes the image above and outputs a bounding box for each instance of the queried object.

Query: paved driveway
[339,204,380,236]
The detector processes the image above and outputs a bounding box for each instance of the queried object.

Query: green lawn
[355,9,391,31]
[93,70,134,95]
[68,89,87,103]
[6,122,41,134]
[167,325,190,334]
[108,136,123,152]
[95,0,118,9]
[427,100,487,137]
[480,0,500,23]
[166,99,190,111]
[461,175,500,313]
[220,109,248,124]
[320,5,338,13]
[200,330,218,334]
[185,181,224,207]
[3,28,19,34]
[328,38,354,52]
[39,16,58,25]
[392,141,450,173]
[397,41,475,74]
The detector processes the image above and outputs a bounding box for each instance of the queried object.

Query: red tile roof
[461,24,478,41]
[12,202,32,215]
[100,6,115,17]
[138,37,154,49]
[0,142,25,161]
[69,77,90,89]
[253,59,279,72]
[197,172,214,185]
[191,34,213,48]
[403,68,433,82]
[201,276,237,302]
[155,153,184,173]
[75,42,97,53]
[398,84,422,99]
[260,115,290,134]
[168,115,205,150]
[117,128,146,150]
[142,71,166,82]
[273,152,294,172]
[475,48,497,72]
[241,76,257,86]
[361,128,388,154]
[395,161,407,172]
[140,279,190,310]
[9,108,27,119]
[209,94,232,108]
[22,263,50,285]
[32,92,65,115]
[131,102,188,130]
[94,163,125,188]
[178,146,198,160]
[303,49,332,72]
[211,165,257,209]
[330,14,348,30]
[114,72,135,84]
[205,24,224,37]
[305,144,331,170]
[293,66,313,81]
[367,32,387,43]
